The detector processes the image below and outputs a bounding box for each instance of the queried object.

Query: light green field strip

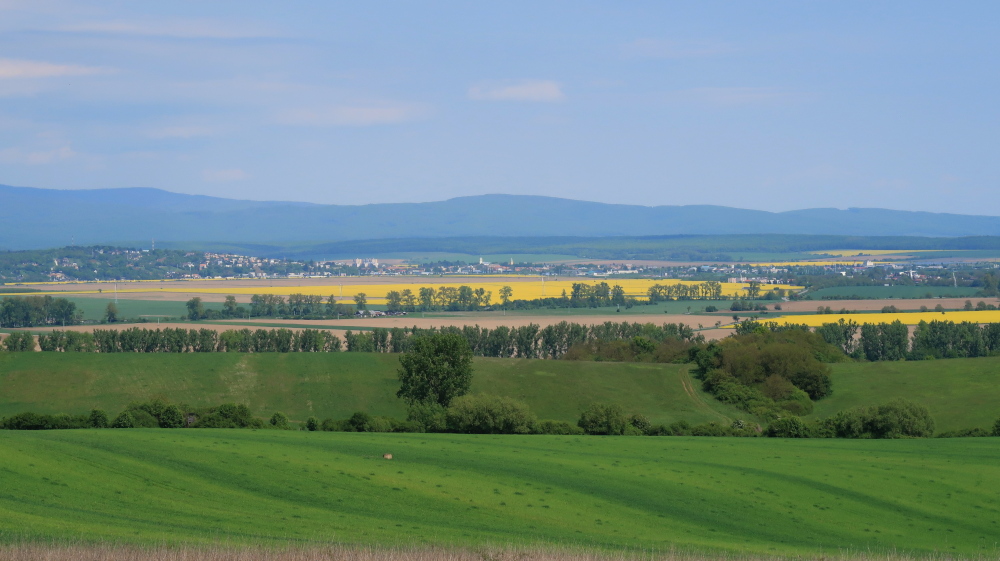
[0,354,746,426]
[0,431,998,555]
[813,357,1000,432]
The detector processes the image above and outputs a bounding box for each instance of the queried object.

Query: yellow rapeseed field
[157,279,802,302]
[766,310,1000,327]
[24,278,802,303]
[807,249,962,257]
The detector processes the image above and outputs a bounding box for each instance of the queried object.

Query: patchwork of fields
[1,430,997,555]
[7,277,802,304]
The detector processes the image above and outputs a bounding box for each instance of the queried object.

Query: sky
[0,1,998,213]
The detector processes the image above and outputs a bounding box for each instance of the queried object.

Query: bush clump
[823,399,935,438]
[765,417,811,438]
[534,420,584,435]
[577,403,632,435]
[194,403,263,429]
[446,394,537,434]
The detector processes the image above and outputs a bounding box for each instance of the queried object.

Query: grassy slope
[1,430,998,555]
[0,353,741,425]
[5,351,1000,431]
[812,358,1000,432]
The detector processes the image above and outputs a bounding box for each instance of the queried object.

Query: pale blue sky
[0,1,997,213]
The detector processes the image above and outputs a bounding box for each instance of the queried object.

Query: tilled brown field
[12,313,733,341]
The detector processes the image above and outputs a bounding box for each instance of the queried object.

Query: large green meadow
[4,352,1000,431]
[0,353,742,425]
[1,430,997,556]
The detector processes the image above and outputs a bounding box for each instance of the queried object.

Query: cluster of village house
[32,247,993,287]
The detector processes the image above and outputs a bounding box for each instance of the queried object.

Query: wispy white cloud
[202,168,249,182]
[622,38,735,59]
[468,80,565,102]
[0,145,75,164]
[0,58,110,79]
[668,87,802,106]
[275,103,429,127]
[55,19,279,40]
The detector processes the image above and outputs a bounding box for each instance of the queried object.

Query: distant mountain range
[3,184,1000,250]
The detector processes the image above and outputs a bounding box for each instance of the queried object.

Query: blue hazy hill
[2,184,999,250]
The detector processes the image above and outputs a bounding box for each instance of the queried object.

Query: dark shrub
[766,417,811,438]
[112,411,136,428]
[320,418,349,431]
[195,403,262,428]
[535,420,584,435]
[269,412,289,429]
[88,409,109,428]
[577,403,629,435]
[367,417,395,432]
[348,412,373,432]
[629,414,651,434]
[446,394,536,434]
[159,405,185,428]
[305,417,319,431]
[828,399,935,438]
[406,402,447,433]
[936,427,990,438]
[128,409,159,428]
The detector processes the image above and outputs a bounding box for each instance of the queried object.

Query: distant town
[2,245,998,296]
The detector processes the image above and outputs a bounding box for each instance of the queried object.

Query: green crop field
[811,357,1000,432]
[0,353,741,425]
[63,297,223,322]
[805,286,981,300]
[1,430,998,555]
[498,300,744,317]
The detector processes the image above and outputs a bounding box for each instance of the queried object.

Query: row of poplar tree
[18,321,701,358]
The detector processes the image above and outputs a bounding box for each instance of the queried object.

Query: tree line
[33,327,342,353]
[6,321,702,359]
[803,318,1000,361]
[0,296,80,328]
[234,280,757,320]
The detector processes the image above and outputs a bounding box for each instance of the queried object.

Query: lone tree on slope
[397,332,473,407]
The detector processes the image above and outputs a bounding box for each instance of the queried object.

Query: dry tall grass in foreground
[0,544,989,561]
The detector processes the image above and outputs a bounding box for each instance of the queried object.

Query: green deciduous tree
[269,412,289,428]
[397,333,473,407]
[499,285,513,306]
[111,410,136,428]
[88,409,109,428]
[2,331,34,352]
[185,297,205,321]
